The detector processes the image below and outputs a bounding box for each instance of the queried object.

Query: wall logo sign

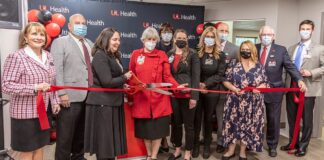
[142,22,161,29]
[39,5,70,14]
[172,13,196,21]
[110,9,137,17]
[121,32,138,38]
[87,19,105,26]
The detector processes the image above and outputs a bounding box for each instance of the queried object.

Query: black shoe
[221,153,235,160]
[192,146,199,158]
[168,154,181,160]
[268,148,277,157]
[202,146,210,159]
[295,148,307,157]
[280,143,298,151]
[158,146,169,153]
[216,145,225,153]
[239,156,247,160]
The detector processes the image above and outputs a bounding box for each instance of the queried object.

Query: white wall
[0,29,20,148]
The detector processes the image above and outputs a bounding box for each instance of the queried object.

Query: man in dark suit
[256,26,306,157]
[281,20,324,157]
[215,22,239,153]
[52,14,94,160]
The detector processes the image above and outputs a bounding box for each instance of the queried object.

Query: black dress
[84,49,127,159]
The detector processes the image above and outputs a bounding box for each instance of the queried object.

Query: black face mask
[175,40,187,49]
[240,51,251,59]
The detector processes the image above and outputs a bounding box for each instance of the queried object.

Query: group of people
[1,12,324,160]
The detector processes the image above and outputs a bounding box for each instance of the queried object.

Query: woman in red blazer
[129,27,185,160]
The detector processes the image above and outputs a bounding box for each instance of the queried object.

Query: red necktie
[80,39,93,86]
[260,46,267,65]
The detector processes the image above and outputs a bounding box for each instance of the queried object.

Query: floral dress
[222,60,268,152]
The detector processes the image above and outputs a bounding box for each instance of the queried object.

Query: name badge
[137,55,145,65]
[205,58,213,65]
[268,61,276,67]
[304,54,312,58]
[169,55,174,63]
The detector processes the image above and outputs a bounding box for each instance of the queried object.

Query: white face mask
[299,30,311,40]
[144,41,156,51]
[161,33,173,42]
[218,33,228,42]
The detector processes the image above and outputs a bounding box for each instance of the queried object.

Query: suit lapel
[68,35,86,65]
[265,45,276,68]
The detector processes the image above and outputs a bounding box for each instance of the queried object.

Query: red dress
[129,48,179,119]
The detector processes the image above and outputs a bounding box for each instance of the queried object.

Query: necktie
[260,46,267,65]
[80,39,93,86]
[294,43,304,71]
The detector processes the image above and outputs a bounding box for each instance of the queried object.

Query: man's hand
[298,80,307,92]
[52,104,61,114]
[300,69,312,77]
[59,94,70,108]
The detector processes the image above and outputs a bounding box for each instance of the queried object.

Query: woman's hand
[52,104,60,114]
[36,82,51,92]
[189,99,197,109]
[124,71,132,80]
[233,88,244,95]
[199,82,208,94]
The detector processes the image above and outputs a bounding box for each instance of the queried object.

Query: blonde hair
[238,40,258,63]
[140,27,160,43]
[19,22,47,49]
[198,26,221,59]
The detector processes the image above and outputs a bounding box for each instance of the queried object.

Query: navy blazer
[256,43,302,103]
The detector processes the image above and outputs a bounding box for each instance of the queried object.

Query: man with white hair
[52,13,94,160]
[255,26,306,157]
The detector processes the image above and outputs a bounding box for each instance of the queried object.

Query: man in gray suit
[215,22,238,153]
[281,20,324,157]
[51,14,93,160]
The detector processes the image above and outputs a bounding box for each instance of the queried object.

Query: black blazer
[86,49,127,106]
[167,48,200,100]
[256,43,303,103]
[200,51,226,90]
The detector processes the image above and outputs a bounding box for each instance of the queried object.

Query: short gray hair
[259,25,275,36]
[140,27,160,42]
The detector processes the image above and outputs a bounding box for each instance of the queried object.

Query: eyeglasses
[261,34,274,37]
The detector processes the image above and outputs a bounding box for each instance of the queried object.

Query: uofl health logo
[39,5,69,13]
[110,9,137,17]
[172,13,196,21]
[142,22,161,29]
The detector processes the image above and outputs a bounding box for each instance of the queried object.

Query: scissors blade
[151,89,173,95]
[147,83,173,88]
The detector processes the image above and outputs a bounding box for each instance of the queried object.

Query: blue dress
[222,60,268,152]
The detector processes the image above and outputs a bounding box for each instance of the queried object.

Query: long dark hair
[91,28,120,57]
[170,28,189,62]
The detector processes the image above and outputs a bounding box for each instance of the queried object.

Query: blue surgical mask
[218,33,228,42]
[73,24,87,37]
[261,35,272,46]
[204,37,215,46]
[299,30,311,40]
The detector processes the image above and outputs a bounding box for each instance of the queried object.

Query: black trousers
[55,102,86,160]
[194,93,219,147]
[171,98,196,150]
[286,92,316,149]
[265,101,282,149]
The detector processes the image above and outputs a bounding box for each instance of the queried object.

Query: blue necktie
[294,43,304,71]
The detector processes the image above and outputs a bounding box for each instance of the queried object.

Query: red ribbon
[37,85,304,154]
[36,91,50,130]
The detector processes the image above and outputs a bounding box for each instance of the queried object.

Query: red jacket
[129,48,179,119]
